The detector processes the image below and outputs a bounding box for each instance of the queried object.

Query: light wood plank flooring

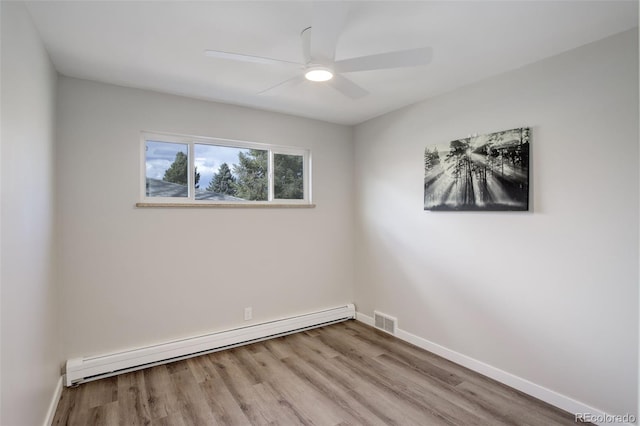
[53,320,585,425]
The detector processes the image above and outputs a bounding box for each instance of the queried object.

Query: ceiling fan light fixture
[305,66,334,82]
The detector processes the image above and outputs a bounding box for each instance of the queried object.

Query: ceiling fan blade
[258,75,305,95]
[309,2,349,63]
[327,74,369,99]
[334,47,433,73]
[204,50,302,67]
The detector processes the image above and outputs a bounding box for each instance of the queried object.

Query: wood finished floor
[53,320,584,426]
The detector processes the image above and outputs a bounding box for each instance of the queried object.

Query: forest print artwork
[424,127,530,211]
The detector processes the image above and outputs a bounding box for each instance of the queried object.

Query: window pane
[274,153,304,200]
[195,144,268,201]
[145,141,189,198]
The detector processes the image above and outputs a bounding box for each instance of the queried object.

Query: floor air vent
[374,311,397,334]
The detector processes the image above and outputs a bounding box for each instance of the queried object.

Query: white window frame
[140,131,312,206]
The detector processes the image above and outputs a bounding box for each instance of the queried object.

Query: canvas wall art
[424,127,530,211]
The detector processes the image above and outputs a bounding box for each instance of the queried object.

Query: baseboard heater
[65,303,355,386]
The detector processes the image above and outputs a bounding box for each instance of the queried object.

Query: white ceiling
[25,1,638,125]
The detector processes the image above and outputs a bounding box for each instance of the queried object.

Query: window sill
[136,202,316,209]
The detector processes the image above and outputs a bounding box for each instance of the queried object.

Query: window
[145,141,189,198]
[274,153,304,200]
[140,132,311,206]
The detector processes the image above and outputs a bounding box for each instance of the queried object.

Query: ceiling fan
[204,3,433,99]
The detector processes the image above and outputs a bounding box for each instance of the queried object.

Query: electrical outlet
[244,307,252,321]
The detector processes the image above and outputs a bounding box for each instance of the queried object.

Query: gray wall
[55,77,355,358]
[1,2,60,425]
[353,29,638,416]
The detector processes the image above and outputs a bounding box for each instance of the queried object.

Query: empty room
[1,1,638,425]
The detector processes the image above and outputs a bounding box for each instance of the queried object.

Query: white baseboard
[66,304,355,386]
[356,311,375,327]
[356,312,634,426]
[44,376,63,426]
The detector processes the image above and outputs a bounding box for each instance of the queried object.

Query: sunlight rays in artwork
[424,128,530,211]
